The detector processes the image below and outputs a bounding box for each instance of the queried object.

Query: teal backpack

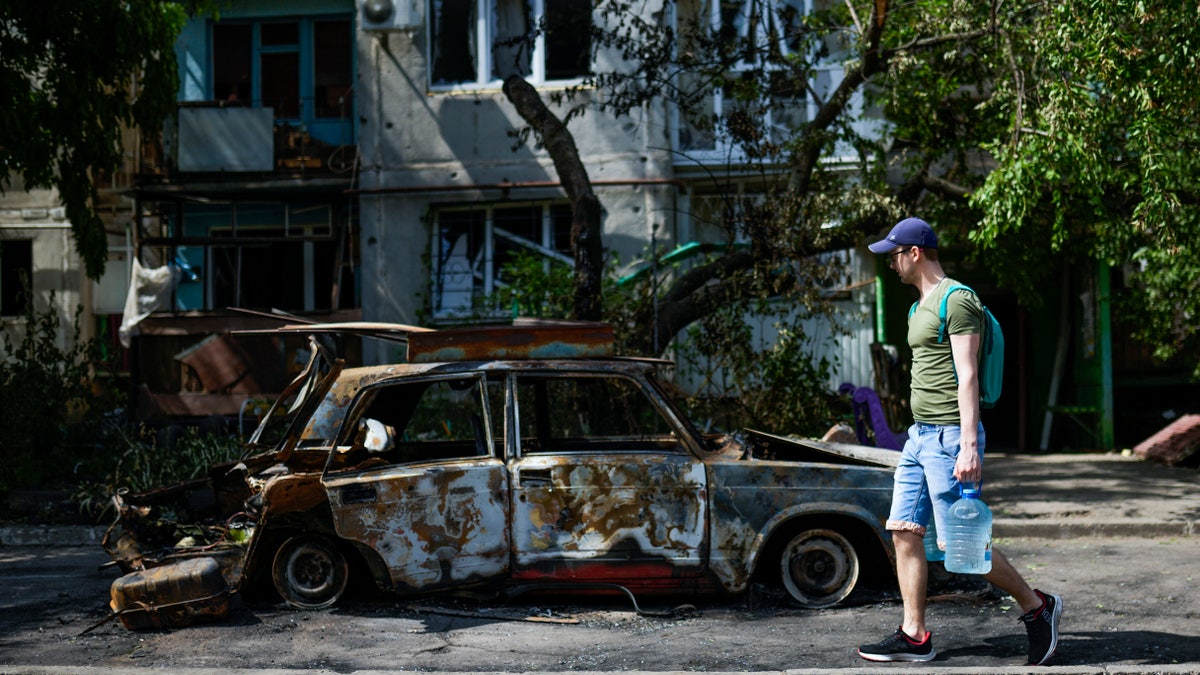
[909,284,1005,409]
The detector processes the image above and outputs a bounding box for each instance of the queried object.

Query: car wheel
[272,534,349,609]
[778,528,860,609]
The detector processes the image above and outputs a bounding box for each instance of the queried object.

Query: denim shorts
[885,421,987,545]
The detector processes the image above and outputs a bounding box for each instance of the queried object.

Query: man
[857,217,1062,665]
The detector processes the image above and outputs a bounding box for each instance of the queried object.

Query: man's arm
[949,332,981,484]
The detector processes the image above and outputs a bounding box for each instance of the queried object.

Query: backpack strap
[936,284,976,343]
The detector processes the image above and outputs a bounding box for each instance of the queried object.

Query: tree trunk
[502,76,604,321]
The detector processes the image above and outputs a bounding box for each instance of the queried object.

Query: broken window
[432,202,573,318]
[341,376,494,467]
[430,0,592,87]
[675,0,847,159]
[516,374,681,454]
[152,201,353,313]
[0,239,32,316]
[314,19,353,119]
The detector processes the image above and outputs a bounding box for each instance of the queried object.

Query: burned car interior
[101,320,899,630]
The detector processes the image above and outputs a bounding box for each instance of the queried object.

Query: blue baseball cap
[867,217,938,253]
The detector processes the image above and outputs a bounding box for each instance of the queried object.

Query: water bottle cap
[961,485,981,498]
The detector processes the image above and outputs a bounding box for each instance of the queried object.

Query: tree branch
[502,75,604,320]
[788,0,891,193]
[920,173,971,201]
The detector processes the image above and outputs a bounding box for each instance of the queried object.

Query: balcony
[127,103,356,182]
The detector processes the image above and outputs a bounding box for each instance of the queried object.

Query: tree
[505,0,1004,357]
[969,0,1200,374]
[1,1,189,280]
[506,0,1200,380]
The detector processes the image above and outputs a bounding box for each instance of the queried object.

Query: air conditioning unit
[360,0,419,31]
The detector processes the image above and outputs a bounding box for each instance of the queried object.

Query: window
[314,19,353,119]
[430,0,592,87]
[157,202,354,312]
[432,202,573,318]
[0,240,32,316]
[344,376,494,466]
[675,0,847,161]
[516,374,679,453]
[211,17,353,128]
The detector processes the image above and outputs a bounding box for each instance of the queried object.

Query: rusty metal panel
[109,557,232,630]
[175,334,260,394]
[261,473,328,514]
[510,454,707,579]
[705,459,894,593]
[325,461,511,591]
[407,324,614,363]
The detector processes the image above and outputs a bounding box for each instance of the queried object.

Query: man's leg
[895,529,929,639]
[986,549,1063,665]
[858,427,937,662]
[858,529,935,662]
[983,549,1039,612]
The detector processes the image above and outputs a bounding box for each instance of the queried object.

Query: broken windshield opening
[245,336,337,454]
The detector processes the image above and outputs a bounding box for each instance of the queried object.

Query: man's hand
[954,447,982,484]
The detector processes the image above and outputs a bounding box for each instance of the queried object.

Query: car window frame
[323,371,498,476]
[509,369,691,458]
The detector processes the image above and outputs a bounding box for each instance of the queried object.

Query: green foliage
[579,0,1200,377]
[671,314,840,438]
[1,0,191,279]
[73,427,245,521]
[0,288,118,492]
[540,2,898,357]
[495,250,575,319]
[966,0,1200,373]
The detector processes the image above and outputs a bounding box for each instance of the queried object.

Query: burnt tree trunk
[502,75,603,321]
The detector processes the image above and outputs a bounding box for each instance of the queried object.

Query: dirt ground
[1,535,1199,672]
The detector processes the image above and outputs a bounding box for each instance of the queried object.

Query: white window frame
[431,202,573,320]
[427,0,592,90]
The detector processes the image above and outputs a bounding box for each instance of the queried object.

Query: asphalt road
[1,535,1198,673]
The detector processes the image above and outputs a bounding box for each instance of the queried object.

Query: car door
[323,374,510,592]
[508,371,708,582]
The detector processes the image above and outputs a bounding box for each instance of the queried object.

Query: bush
[673,319,840,438]
[73,426,246,522]
[0,289,118,492]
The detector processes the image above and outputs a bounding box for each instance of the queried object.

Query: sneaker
[1021,589,1063,665]
[858,627,936,662]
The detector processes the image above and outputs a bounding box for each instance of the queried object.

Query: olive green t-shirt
[907,278,984,424]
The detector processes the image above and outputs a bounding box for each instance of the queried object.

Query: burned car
[103,322,899,629]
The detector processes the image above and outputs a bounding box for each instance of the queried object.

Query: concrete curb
[0,524,107,546]
[993,519,1198,539]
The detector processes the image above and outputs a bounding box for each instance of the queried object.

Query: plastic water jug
[944,485,992,574]
[923,520,944,562]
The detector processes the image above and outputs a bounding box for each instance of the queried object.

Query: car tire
[272,534,350,609]
[778,528,860,609]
